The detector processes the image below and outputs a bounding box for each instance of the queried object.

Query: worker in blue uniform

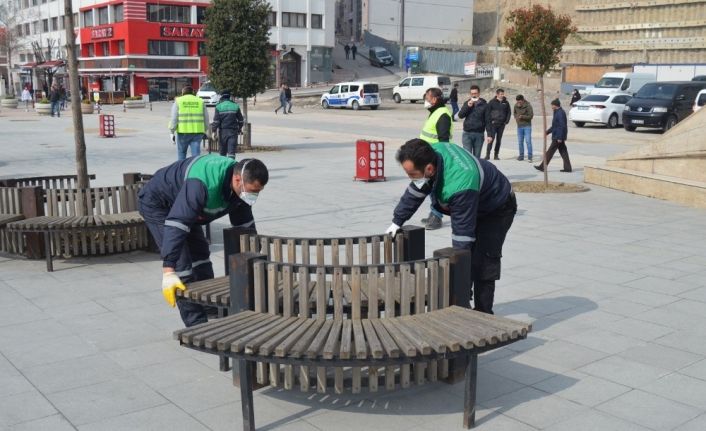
[138,154,269,326]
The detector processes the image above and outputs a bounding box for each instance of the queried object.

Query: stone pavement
[1,103,705,430]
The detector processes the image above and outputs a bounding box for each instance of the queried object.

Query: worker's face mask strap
[239,160,258,206]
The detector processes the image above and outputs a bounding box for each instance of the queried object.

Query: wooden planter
[36,103,52,116]
[81,103,94,114]
[123,99,146,109]
[1,98,19,109]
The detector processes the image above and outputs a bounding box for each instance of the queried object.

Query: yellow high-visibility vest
[176,94,205,134]
[419,106,453,144]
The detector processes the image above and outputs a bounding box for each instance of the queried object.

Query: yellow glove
[162,272,186,307]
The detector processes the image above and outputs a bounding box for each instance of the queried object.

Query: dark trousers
[143,218,214,327]
[450,101,459,119]
[471,192,517,314]
[218,129,238,157]
[543,139,572,171]
[486,123,505,157]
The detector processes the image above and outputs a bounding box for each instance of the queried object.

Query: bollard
[354,140,386,182]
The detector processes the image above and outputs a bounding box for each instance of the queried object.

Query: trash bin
[99,114,115,137]
[354,140,385,182]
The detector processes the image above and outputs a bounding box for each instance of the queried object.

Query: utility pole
[494,0,500,69]
[398,0,405,71]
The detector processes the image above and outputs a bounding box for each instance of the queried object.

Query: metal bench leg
[463,353,478,429]
[239,359,255,431]
[219,308,231,372]
[44,232,53,272]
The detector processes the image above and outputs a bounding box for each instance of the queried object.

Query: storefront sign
[464,61,477,76]
[161,26,205,38]
[91,27,113,39]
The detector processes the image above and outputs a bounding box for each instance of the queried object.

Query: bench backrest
[44,184,142,217]
[0,187,22,215]
[0,174,96,189]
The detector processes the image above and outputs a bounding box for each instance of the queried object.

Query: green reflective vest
[177,94,206,134]
[185,154,236,214]
[419,106,453,144]
[433,142,481,205]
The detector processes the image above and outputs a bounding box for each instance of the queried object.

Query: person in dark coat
[458,84,490,158]
[351,43,357,59]
[138,155,269,327]
[211,92,244,159]
[570,89,582,105]
[449,83,459,121]
[386,139,517,314]
[485,88,512,160]
[284,84,293,113]
[274,84,288,115]
[49,83,62,117]
[535,99,572,172]
[344,43,350,60]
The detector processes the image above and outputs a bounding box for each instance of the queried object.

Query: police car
[321,81,380,110]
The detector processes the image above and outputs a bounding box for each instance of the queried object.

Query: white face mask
[471,96,479,101]
[411,176,429,189]
[424,100,432,109]
[239,160,259,206]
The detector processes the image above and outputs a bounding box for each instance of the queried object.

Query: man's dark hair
[516,94,524,101]
[236,158,269,186]
[453,82,458,88]
[551,98,561,107]
[425,87,443,100]
[470,85,480,92]
[496,88,505,94]
[396,139,437,172]
[182,86,194,95]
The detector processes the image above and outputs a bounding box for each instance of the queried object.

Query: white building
[362,0,474,46]
[268,0,336,87]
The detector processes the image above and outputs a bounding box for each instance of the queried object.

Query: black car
[622,81,706,132]
[692,75,706,82]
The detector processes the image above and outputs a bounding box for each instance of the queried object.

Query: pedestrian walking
[351,43,357,60]
[274,84,288,115]
[49,83,62,117]
[458,84,490,158]
[211,92,244,159]
[449,83,459,121]
[570,89,582,105]
[535,99,572,172]
[21,86,32,112]
[344,43,350,60]
[169,86,210,161]
[284,84,293,113]
[485,88,512,160]
[513,95,534,162]
[386,139,517,314]
[418,87,453,231]
[59,85,67,110]
[138,155,269,327]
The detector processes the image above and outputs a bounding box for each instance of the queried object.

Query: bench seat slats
[370,319,400,358]
[206,314,277,350]
[194,313,269,347]
[228,316,290,352]
[274,319,317,357]
[289,319,325,358]
[306,319,334,359]
[242,317,300,354]
[361,319,384,359]
[174,310,255,342]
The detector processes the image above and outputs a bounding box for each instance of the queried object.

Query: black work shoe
[534,164,544,172]
[517,156,524,161]
[420,212,434,225]
[494,155,500,160]
[484,154,490,160]
[425,214,442,230]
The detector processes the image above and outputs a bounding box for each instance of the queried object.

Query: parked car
[392,75,451,103]
[587,72,655,96]
[569,93,631,128]
[623,81,706,132]
[692,75,706,82]
[196,81,220,106]
[320,81,380,110]
[369,47,394,67]
[694,89,706,113]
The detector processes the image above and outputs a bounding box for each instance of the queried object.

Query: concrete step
[584,165,706,209]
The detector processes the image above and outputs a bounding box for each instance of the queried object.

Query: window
[24,23,30,35]
[198,41,206,56]
[113,4,124,22]
[148,40,189,56]
[349,85,359,92]
[98,7,109,25]
[620,79,631,91]
[340,85,349,93]
[282,12,306,28]
[101,41,109,56]
[32,21,39,34]
[117,40,125,55]
[20,53,26,62]
[31,0,37,5]
[147,5,190,23]
[399,78,410,87]
[42,19,48,32]
[87,44,95,57]
[311,14,322,29]
[16,25,22,36]
[612,95,630,104]
[267,11,276,26]
[82,10,93,27]
[411,77,424,86]
[51,17,58,31]
[329,85,339,95]
[196,7,206,24]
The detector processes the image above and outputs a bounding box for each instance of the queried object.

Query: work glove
[171,133,176,144]
[162,272,186,307]
[385,223,400,236]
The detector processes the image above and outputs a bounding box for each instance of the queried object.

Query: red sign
[91,27,113,39]
[161,26,205,38]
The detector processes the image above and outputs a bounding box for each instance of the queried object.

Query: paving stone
[597,389,701,430]
[23,353,129,394]
[674,414,706,431]
[617,343,702,371]
[594,316,675,342]
[480,352,569,386]
[519,339,609,370]
[532,371,630,407]
[158,374,240,414]
[565,328,647,355]
[544,409,648,431]
[680,359,706,381]
[578,356,671,388]
[8,414,76,431]
[77,403,209,431]
[482,386,587,429]
[2,334,100,370]
[0,391,57,426]
[641,372,706,409]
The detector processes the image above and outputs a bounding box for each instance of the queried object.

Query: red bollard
[354,139,386,182]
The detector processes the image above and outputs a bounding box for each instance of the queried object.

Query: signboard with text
[91,27,113,40]
[161,26,205,39]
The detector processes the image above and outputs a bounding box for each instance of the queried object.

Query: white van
[320,81,380,110]
[392,75,452,103]
[588,72,656,96]
[196,81,220,106]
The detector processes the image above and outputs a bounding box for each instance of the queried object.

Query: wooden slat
[337,319,352,393]
[322,319,342,360]
[243,316,300,354]
[333,267,343,318]
[274,318,316,357]
[400,264,412,387]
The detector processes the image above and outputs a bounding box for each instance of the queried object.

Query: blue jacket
[546,107,568,141]
[392,144,512,249]
[138,157,255,268]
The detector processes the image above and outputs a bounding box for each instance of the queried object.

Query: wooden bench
[175,252,531,430]
[7,185,149,271]
[0,174,96,189]
[0,187,26,255]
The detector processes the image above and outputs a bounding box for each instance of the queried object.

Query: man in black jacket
[449,83,459,121]
[211,92,244,159]
[535,99,572,172]
[485,88,512,160]
[458,85,490,157]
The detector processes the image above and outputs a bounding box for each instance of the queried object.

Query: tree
[0,2,33,96]
[204,0,272,149]
[504,5,576,186]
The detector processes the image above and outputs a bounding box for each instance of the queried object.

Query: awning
[135,72,205,78]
